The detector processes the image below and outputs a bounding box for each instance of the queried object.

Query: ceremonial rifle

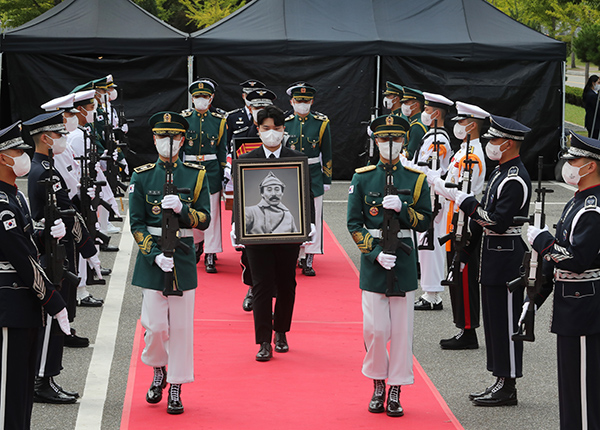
[102,98,128,197]
[439,133,477,287]
[506,156,552,342]
[379,135,412,297]
[418,119,443,251]
[161,135,191,297]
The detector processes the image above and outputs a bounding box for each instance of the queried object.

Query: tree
[573,23,600,67]
[0,0,59,30]
[181,0,245,30]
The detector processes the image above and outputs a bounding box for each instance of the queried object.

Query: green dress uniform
[129,160,211,291]
[181,109,227,195]
[347,161,432,294]
[405,111,428,161]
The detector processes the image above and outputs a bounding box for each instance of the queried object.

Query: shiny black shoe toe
[146,384,165,404]
[100,244,119,252]
[167,384,184,414]
[242,288,253,312]
[77,295,104,307]
[64,330,89,348]
[256,342,273,361]
[274,332,289,353]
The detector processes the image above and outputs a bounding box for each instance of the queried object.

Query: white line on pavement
[75,217,133,430]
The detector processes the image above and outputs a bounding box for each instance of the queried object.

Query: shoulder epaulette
[0,191,8,204]
[585,195,598,209]
[284,114,295,121]
[227,107,243,115]
[181,109,193,117]
[211,111,226,119]
[404,166,425,175]
[183,162,205,170]
[312,111,329,121]
[508,166,519,177]
[233,126,249,135]
[134,163,155,174]
[355,165,377,174]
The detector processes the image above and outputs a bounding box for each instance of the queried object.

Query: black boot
[34,376,77,404]
[167,384,184,414]
[205,253,217,273]
[469,377,501,400]
[386,385,404,417]
[302,254,316,276]
[472,377,517,406]
[195,241,204,264]
[50,376,79,398]
[368,379,386,413]
[440,328,478,350]
[242,287,253,312]
[146,366,167,404]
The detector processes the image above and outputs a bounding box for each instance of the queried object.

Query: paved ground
[566,66,600,89]
[21,173,579,430]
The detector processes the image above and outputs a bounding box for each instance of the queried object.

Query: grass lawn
[565,103,587,135]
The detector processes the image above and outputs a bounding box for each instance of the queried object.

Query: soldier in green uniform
[284,82,332,276]
[129,111,211,415]
[181,79,227,273]
[400,87,428,160]
[347,114,432,417]
[382,81,408,120]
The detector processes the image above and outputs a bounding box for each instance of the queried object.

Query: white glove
[162,194,182,214]
[50,219,66,240]
[230,223,244,249]
[112,150,119,161]
[323,184,331,192]
[95,162,103,174]
[376,252,397,270]
[86,254,103,279]
[86,187,96,200]
[455,191,473,206]
[54,308,71,335]
[122,123,129,134]
[527,224,548,245]
[154,253,174,272]
[302,223,317,246]
[426,169,441,186]
[518,302,537,326]
[382,195,403,212]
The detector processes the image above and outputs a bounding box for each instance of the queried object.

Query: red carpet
[121,213,463,429]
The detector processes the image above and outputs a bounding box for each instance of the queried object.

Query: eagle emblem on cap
[164,113,171,122]
[257,90,266,96]
[386,116,393,125]
[301,88,306,93]
[249,81,257,86]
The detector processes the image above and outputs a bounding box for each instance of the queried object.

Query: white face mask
[561,161,591,186]
[81,106,95,124]
[251,108,264,124]
[594,83,600,92]
[193,96,212,111]
[453,122,470,141]
[377,139,404,161]
[155,136,183,158]
[485,140,508,161]
[421,110,439,127]
[260,129,284,148]
[5,153,31,177]
[108,88,118,101]
[47,134,67,155]
[64,115,79,133]
[292,100,311,116]
[401,103,414,117]
[244,98,251,107]
[383,97,395,110]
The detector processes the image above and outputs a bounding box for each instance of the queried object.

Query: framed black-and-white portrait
[232,157,311,245]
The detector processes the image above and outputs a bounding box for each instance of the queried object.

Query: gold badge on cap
[257,90,266,96]
[164,113,171,122]
[152,205,161,215]
[301,88,306,93]
[386,116,393,125]
[199,83,204,89]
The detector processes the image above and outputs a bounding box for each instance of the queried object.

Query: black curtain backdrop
[196,55,376,179]
[5,53,188,168]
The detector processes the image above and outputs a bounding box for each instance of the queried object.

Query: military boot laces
[167,383,184,414]
[368,379,386,413]
[386,385,404,417]
[153,366,166,388]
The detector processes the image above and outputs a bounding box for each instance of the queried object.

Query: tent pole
[374,55,381,118]
[188,55,194,109]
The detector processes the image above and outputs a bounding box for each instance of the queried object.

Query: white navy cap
[423,92,453,110]
[41,94,78,113]
[73,90,97,108]
[106,74,117,88]
[452,101,490,121]
[483,115,531,141]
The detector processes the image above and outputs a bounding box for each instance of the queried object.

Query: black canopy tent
[0,0,191,167]
[191,0,566,178]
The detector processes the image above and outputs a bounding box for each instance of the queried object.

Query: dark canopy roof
[192,0,565,60]
[1,0,189,55]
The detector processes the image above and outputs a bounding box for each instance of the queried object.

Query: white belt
[555,268,600,282]
[184,154,217,162]
[146,226,194,238]
[484,226,522,236]
[307,157,321,165]
[367,228,412,240]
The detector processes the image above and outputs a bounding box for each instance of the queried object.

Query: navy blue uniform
[0,181,65,429]
[533,184,600,430]
[461,156,531,378]
[226,106,256,153]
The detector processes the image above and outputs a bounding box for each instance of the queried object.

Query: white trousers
[140,289,195,384]
[417,214,446,293]
[299,194,323,258]
[362,290,415,386]
[193,192,222,254]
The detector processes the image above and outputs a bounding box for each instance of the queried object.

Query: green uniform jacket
[405,112,428,160]
[390,108,409,122]
[347,161,432,294]
[129,159,211,292]
[285,112,332,197]
[181,109,227,195]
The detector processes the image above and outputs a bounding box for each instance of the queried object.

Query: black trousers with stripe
[447,247,481,330]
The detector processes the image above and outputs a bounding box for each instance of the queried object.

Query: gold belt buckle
[196,155,205,161]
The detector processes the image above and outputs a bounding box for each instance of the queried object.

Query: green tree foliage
[573,23,600,66]
[181,0,246,30]
[0,0,60,30]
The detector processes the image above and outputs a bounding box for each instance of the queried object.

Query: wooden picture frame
[232,157,311,245]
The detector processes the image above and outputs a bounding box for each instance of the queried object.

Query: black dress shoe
[298,258,305,269]
[472,377,517,406]
[101,267,112,276]
[256,342,273,362]
[109,214,123,222]
[146,367,167,404]
[77,295,104,307]
[440,328,478,350]
[167,384,184,414]
[34,377,77,404]
[49,377,80,398]
[64,329,90,348]
[242,288,253,312]
[100,244,119,252]
[386,385,404,417]
[414,296,443,311]
[469,377,500,400]
[205,253,217,273]
[274,332,289,353]
[368,380,386,413]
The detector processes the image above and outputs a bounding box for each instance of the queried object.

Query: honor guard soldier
[284,82,332,276]
[429,101,489,349]
[404,92,454,311]
[347,114,432,417]
[24,111,103,403]
[399,87,428,160]
[528,132,600,428]
[129,112,211,414]
[0,121,71,428]
[225,79,266,153]
[445,115,532,406]
[181,79,227,273]
[382,81,408,120]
